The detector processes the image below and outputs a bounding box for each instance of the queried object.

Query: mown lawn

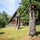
[0,25,40,40]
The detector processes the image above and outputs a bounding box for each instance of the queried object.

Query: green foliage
[17,0,29,22]
[17,0,40,22]
[0,11,9,28]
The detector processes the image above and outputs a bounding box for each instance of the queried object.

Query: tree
[18,0,40,24]
[17,0,39,36]
[18,0,40,35]
[0,11,9,28]
[17,0,29,22]
[2,11,9,24]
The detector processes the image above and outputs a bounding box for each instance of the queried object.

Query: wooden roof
[9,11,17,23]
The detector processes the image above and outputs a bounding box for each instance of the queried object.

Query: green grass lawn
[0,25,40,40]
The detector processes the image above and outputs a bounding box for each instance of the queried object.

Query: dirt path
[19,33,40,40]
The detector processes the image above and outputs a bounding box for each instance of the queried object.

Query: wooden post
[29,4,36,36]
[16,13,20,30]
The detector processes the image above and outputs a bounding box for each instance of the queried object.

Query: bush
[0,11,9,28]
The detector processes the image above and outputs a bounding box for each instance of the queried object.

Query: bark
[29,5,36,36]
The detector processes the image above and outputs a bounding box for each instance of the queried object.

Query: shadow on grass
[20,27,26,29]
[36,31,40,36]
[0,32,5,34]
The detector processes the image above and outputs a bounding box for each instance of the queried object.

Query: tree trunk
[16,17,20,30]
[29,5,36,36]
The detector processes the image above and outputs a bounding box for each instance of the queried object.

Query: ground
[0,25,40,40]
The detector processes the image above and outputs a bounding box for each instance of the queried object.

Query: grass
[0,25,40,40]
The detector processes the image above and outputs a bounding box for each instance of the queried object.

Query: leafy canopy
[17,0,40,22]
[0,11,9,27]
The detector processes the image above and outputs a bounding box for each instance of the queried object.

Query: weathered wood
[16,17,20,30]
[16,13,20,30]
[29,5,36,36]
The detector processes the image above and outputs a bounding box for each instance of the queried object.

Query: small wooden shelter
[9,11,23,26]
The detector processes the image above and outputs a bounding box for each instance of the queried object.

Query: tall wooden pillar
[16,13,20,30]
[29,4,36,36]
